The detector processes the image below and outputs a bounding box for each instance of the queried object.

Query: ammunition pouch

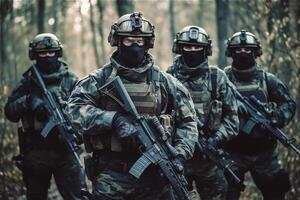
[207,100,222,132]
[83,133,106,153]
[159,114,174,138]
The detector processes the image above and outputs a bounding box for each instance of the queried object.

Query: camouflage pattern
[67,52,198,199]
[167,56,239,200]
[5,61,86,200]
[224,65,296,199]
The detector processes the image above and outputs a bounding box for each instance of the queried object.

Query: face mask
[182,50,206,67]
[232,52,256,69]
[36,56,60,74]
[118,44,146,68]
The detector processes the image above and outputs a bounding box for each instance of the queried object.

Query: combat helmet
[108,12,155,48]
[29,33,63,60]
[172,26,212,56]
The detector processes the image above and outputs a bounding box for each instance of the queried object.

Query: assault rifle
[99,76,190,200]
[196,120,241,184]
[234,90,300,156]
[30,65,83,167]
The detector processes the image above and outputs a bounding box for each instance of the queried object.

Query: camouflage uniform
[5,62,86,200]
[67,51,198,199]
[224,65,296,200]
[68,13,198,199]
[168,57,239,200]
[223,30,296,200]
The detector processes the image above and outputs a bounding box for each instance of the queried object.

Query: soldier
[4,33,86,200]
[167,26,239,200]
[66,12,198,200]
[223,30,296,200]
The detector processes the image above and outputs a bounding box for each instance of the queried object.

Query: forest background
[0,0,300,199]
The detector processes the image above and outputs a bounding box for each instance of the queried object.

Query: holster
[84,154,96,181]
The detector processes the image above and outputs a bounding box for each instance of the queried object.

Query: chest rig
[87,65,166,153]
[102,65,163,115]
[229,69,269,103]
[21,73,66,132]
[181,67,222,134]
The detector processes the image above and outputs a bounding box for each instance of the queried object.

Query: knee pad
[254,169,290,196]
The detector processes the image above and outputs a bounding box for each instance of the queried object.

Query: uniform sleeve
[267,73,296,126]
[66,71,117,135]
[166,75,198,160]
[67,72,79,94]
[4,78,30,122]
[216,71,239,140]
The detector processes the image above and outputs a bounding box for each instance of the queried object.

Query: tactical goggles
[32,39,61,52]
[177,28,210,45]
[229,35,258,47]
[116,19,154,36]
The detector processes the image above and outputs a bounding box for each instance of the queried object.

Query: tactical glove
[207,132,225,149]
[237,103,248,117]
[173,154,185,173]
[14,95,30,114]
[270,110,284,128]
[112,113,137,139]
[29,95,49,121]
[264,102,284,128]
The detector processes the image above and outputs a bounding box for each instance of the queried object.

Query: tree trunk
[215,0,229,68]
[169,0,176,44]
[97,0,106,66]
[89,0,101,68]
[116,0,134,17]
[51,0,59,33]
[267,0,291,83]
[37,0,45,33]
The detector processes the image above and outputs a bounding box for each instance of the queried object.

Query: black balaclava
[36,53,60,74]
[232,51,256,70]
[181,49,206,67]
[117,43,146,68]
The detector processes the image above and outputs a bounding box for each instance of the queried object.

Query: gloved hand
[173,154,185,173]
[29,95,49,121]
[238,103,248,117]
[206,133,225,149]
[112,113,137,139]
[270,110,284,128]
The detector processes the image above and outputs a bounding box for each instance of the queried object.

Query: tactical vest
[21,75,67,133]
[85,65,166,153]
[224,67,276,155]
[227,68,269,103]
[181,67,222,134]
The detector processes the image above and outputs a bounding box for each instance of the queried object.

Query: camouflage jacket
[67,53,198,159]
[5,61,78,141]
[167,56,239,141]
[225,65,296,127]
[224,65,296,154]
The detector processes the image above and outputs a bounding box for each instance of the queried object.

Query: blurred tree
[51,0,59,33]
[89,0,101,68]
[215,0,229,68]
[116,0,134,17]
[169,0,176,44]
[97,0,106,65]
[267,0,292,84]
[37,0,45,33]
